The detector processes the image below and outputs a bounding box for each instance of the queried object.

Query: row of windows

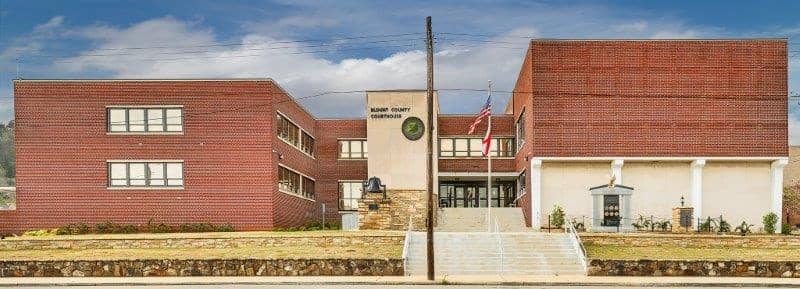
[108,107,183,133]
[439,137,515,157]
[339,139,368,159]
[516,111,526,149]
[277,113,315,156]
[278,166,315,199]
[109,161,184,187]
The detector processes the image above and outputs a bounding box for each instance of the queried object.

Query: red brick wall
[315,119,368,222]
[271,84,320,228]
[526,39,788,157]
[11,80,276,233]
[438,115,516,172]
[512,49,534,226]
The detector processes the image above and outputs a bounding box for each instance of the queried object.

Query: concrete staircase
[403,208,586,276]
[436,208,529,232]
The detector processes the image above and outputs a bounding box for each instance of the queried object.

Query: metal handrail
[565,218,588,274]
[402,216,413,276]
[494,216,504,275]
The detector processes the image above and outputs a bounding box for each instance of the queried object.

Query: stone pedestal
[357,190,430,231]
[672,207,694,233]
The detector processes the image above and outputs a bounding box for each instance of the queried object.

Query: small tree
[763,212,778,234]
[550,205,565,229]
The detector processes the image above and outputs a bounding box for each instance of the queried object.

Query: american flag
[467,95,492,156]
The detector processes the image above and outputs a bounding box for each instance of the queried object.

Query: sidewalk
[1,275,800,287]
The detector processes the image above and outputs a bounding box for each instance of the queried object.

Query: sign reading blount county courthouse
[366,91,438,191]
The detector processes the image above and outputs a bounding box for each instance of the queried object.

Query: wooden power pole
[424,15,435,281]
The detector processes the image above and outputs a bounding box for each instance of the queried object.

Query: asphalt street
[17,284,780,289]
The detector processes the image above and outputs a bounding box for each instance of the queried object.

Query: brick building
[2,38,790,233]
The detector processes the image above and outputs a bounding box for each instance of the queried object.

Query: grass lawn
[6,230,404,241]
[0,244,403,261]
[585,244,800,261]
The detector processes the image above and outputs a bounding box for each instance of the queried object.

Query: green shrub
[718,218,731,233]
[763,212,778,234]
[736,221,753,236]
[782,222,793,235]
[550,205,565,229]
[699,217,716,232]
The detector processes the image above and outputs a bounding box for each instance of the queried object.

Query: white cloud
[613,21,648,33]
[33,16,64,33]
[790,115,800,146]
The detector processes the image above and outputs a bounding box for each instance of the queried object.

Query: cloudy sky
[1,0,799,142]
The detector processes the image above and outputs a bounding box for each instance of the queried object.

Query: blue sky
[1,0,799,141]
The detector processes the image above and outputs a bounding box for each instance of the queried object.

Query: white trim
[106,132,184,136]
[611,159,624,185]
[771,158,789,229]
[106,105,184,108]
[438,157,515,160]
[106,159,184,163]
[277,164,316,181]
[531,158,543,229]
[107,186,184,190]
[437,172,520,177]
[532,156,785,161]
[691,159,706,219]
[277,190,316,202]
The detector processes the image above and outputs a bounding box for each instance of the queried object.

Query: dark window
[108,107,183,133]
[338,181,363,211]
[108,161,183,187]
[338,139,367,159]
[276,113,300,146]
[516,111,525,149]
[278,166,301,195]
[301,131,314,156]
[439,137,515,157]
[303,177,315,199]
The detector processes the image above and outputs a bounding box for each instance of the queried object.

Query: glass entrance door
[439,181,516,208]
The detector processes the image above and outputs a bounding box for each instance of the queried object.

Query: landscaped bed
[585,243,800,261]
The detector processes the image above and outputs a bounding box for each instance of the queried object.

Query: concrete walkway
[0,276,799,287]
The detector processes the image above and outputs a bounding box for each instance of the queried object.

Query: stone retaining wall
[0,259,403,277]
[580,233,800,248]
[588,259,800,277]
[0,235,404,251]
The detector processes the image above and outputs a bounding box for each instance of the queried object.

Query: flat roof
[531,38,788,42]
[13,78,274,82]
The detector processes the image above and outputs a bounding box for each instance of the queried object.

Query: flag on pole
[467,94,492,156]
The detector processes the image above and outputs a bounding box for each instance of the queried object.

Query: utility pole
[424,15,435,281]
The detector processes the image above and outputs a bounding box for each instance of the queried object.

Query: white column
[531,158,543,229]
[611,159,624,184]
[772,158,789,229]
[691,159,706,219]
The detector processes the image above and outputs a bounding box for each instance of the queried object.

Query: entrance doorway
[439,181,516,208]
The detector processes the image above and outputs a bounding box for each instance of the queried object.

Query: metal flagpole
[487,80,492,232]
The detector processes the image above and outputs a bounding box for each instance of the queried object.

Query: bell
[365,177,383,193]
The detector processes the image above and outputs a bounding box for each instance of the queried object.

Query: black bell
[363,176,387,200]
[365,177,384,193]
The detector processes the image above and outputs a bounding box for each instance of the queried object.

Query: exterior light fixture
[364,176,387,200]
[680,196,685,207]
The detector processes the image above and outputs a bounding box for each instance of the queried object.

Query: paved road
[17,285,776,289]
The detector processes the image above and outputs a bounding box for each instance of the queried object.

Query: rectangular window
[338,139,367,159]
[303,177,315,199]
[338,181,363,211]
[516,111,526,149]
[278,166,301,195]
[276,113,299,146]
[301,131,315,156]
[107,107,183,133]
[108,161,183,188]
[439,137,515,157]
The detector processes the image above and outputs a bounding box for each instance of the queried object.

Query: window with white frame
[439,137,515,157]
[276,113,314,156]
[516,110,526,149]
[338,139,367,159]
[108,161,183,187]
[108,107,183,133]
[278,166,315,200]
[338,181,363,211]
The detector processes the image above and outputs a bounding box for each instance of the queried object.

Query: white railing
[565,218,588,274]
[402,216,413,276]
[493,216,505,275]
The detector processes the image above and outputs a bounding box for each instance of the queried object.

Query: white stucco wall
[623,162,692,220]
[540,162,608,223]
[702,161,772,227]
